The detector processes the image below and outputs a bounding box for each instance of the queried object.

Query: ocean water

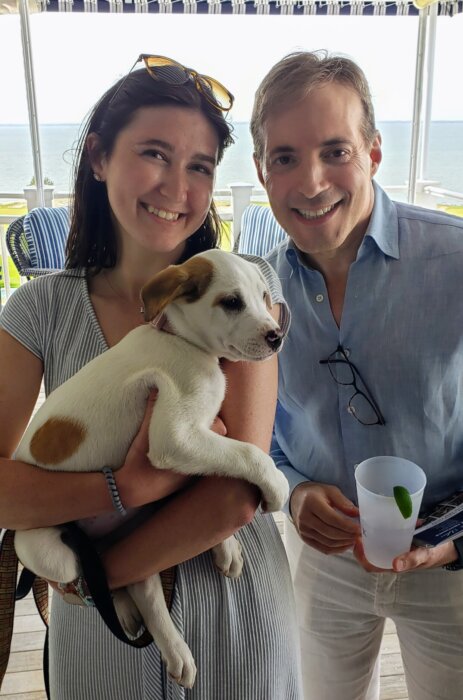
[0,121,462,196]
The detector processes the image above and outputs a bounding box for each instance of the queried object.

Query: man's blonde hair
[251,50,377,163]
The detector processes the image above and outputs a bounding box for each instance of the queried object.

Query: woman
[0,56,301,699]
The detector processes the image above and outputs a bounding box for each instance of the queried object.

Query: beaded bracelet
[102,467,127,516]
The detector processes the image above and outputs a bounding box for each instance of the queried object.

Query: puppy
[14,249,289,688]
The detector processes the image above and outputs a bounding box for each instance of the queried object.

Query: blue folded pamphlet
[412,492,463,548]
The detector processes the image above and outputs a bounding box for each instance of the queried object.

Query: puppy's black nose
[265,329,283,351]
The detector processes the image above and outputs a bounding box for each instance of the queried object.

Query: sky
[0,10,462,125]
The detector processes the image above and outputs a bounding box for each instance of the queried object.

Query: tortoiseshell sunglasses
[111,54,234,113]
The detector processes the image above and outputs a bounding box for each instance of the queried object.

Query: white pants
[286,518,463,700]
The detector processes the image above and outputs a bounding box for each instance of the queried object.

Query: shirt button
[315,294,324,303]
[344,348,351,357]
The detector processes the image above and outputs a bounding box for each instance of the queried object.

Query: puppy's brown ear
[141,265,188,322]
[141,256,214,322]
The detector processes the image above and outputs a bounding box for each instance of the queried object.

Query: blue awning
[36,0,463,16]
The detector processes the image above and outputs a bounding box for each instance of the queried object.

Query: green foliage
[0,256,21,289]
[28,175,54,186]
[219,221,232,251]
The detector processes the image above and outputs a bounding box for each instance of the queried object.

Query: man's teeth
[298,203,336,220]
[145,205,180,221]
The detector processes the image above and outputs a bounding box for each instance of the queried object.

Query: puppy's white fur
[14,249,289,688]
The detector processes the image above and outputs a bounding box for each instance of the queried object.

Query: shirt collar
[364,181,399,260]
[285,180,400,270]
[285,239,307,271]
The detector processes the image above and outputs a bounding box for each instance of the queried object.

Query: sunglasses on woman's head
[111,54,234,113]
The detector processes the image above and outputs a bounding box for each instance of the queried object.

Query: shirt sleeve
[0,282,43,360]
[237,253,291,336]
[271,411,312,518]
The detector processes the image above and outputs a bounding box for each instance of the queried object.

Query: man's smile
[293,200,342,221]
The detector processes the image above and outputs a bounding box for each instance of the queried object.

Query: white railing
[424,186,463,202]
[2,182,463,211]
[2,182,463,308]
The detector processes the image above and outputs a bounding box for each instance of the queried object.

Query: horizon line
[1,119,463,127]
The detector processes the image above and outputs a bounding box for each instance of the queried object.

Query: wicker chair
[237,204,287,256]
[6,207,69,279]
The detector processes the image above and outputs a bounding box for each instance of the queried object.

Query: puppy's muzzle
[265,329,284,352]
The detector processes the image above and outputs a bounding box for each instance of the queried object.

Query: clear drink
[360,521,417,569]
[355,456,427,569]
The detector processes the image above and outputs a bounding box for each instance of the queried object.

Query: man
[250,50,463,700]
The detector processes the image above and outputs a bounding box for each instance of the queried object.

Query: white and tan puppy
[14,249,289,688]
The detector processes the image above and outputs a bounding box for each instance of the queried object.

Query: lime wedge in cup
[393,485,413,519]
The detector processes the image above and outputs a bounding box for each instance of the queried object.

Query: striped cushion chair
[237,204,287,256]
[6,206,69,279]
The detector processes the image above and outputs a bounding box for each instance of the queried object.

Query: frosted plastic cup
[355,457,427,568]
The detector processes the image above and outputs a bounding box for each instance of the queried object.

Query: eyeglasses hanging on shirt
[320,345,386,426]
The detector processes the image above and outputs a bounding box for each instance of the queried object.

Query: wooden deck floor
[2,385,409,698]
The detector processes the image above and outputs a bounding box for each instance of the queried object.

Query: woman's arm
[0,330,188,530]
[102,351,279,590]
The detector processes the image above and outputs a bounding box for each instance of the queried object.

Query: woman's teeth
[145,205,180,221]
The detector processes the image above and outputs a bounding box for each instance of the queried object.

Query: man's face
[255,82,382,265]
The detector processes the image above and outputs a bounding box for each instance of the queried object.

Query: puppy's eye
[219,295,245,313]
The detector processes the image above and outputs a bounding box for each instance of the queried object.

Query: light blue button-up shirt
[267,183,463,512]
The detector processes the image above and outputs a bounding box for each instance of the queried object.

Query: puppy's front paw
[261,470,290,513]
[212,537,243,578]
[164,639,197,688]
[113,589,143,638]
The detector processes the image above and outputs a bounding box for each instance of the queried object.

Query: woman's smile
[141,202,183,222]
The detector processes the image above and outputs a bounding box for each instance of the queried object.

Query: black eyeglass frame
[319,345,386,426]
[109,54,234,113]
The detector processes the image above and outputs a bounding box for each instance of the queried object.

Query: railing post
[229,183,253,250]
[23,186,54,211]
[0,225,11,306]
[408,8,429,204]
[414,179,441,208]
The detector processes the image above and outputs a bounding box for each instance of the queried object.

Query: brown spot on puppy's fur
[142,256,214,321]
[30,417,86,466]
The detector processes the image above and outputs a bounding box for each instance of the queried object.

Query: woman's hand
[117,389,227,509]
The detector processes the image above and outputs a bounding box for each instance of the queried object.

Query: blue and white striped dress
[0,262,302,700]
